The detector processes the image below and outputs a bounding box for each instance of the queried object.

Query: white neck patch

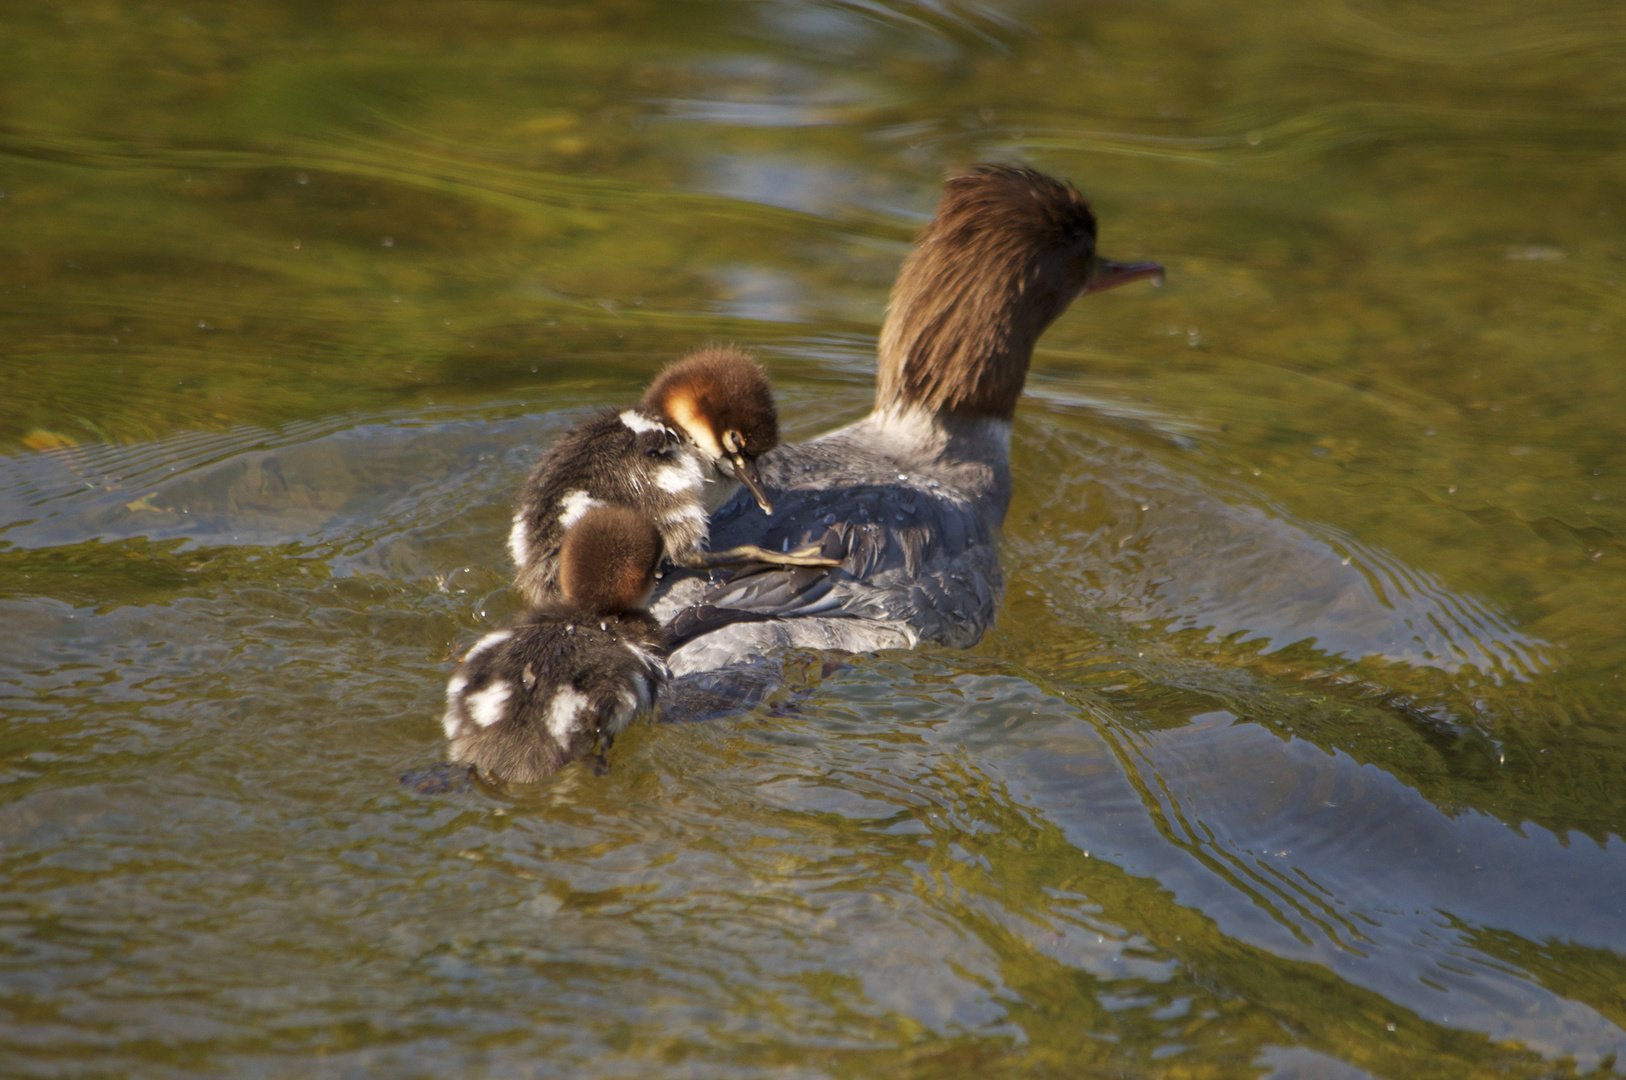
[654,454,704,494]
[619,410,668,436]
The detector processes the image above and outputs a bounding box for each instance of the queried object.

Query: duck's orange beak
[1083,257,1165,295]
[731,455,774,515]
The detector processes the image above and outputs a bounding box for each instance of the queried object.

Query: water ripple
[1011,420,1552,683]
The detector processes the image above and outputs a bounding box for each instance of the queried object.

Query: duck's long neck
[872,226,1079,421]
[857,403,1015,524]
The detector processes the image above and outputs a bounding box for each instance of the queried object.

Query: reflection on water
[3,0,1626,1075]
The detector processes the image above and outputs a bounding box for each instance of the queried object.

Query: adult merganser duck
[509,346,837,607]
[444,506,669,783]
[652,164,1163,675]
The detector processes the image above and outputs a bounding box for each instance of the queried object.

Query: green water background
[2,1,1624,1076]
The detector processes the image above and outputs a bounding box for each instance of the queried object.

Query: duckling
[444,506,669,783]
[508,346,838,607]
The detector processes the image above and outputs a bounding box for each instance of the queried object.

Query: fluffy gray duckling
[444,506,670,783]
[508,346,837,607]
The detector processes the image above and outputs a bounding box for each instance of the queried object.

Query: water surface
[3,1,1625,1076]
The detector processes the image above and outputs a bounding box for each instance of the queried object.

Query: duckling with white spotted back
[444,506,669,783]
[508,347,838,607]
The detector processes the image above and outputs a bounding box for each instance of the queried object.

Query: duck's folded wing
[652,481,1002,655]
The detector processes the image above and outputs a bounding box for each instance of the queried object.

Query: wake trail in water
[1015,422,1552,685]
[0,408,565,569]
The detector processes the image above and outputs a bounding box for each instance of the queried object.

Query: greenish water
[3,1,1625,1076]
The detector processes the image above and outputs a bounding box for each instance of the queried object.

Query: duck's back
[650,412,1010,675]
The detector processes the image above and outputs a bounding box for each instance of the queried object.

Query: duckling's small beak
[1082,257,1165,295]
[730,455,774,515]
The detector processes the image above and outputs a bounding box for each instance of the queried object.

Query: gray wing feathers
[652,455,1002,668]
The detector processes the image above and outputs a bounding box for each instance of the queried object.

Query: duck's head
[875,163,1163,421]
[558,506,664,615]
[640,346,779,514]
